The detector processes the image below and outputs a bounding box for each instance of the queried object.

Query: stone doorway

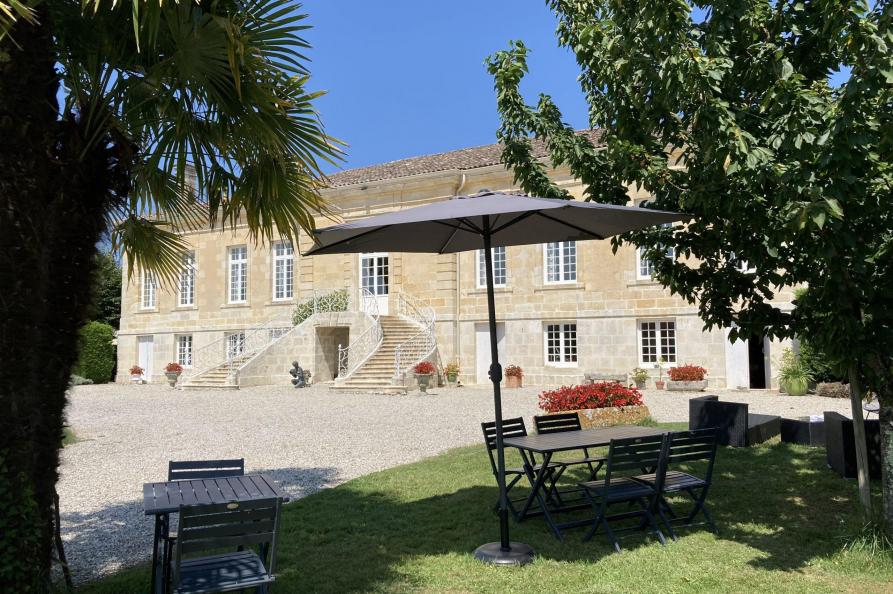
[315,326,349,381]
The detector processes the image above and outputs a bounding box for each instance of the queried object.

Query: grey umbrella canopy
[305,191,684,256]
[304,191,688,566]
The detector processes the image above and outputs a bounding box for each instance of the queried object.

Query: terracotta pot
[506,375,522,389]
[655,380,665,390]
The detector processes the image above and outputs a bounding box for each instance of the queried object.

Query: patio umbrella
[304,191,688,565]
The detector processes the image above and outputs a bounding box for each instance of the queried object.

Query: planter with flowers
[538,382,650,428]
[666,364,708,391]
[653,357,667,389]
[413,361,436,393]
[444,362,460,387]
[630,367,649,389]
[504,365,523,388]
[129,365,145,384]
[164,362,183,387]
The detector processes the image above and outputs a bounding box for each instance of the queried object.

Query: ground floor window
[176,335,193,367]
[545,323,578,366]
[639,319,677,365]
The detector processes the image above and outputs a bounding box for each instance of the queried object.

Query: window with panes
[477,247,506,288]
[228,246,248,303]
[141,270,156,309]
[545,241,577,283]
[639,320,677,364]
[179,251,195,306]
[176,335,193,367]
[545,323,578,365]
[273,241,294,300]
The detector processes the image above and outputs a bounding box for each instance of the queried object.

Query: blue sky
[300,1,589,174]
[300,2,852,175]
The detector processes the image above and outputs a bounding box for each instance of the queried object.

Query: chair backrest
[481,417,527,474]
[665,429,719,483]
[173,498,281,587]
[168,458,245,481]
[534,412,582,435]
[604,434,668,491]
[689,396,747,446]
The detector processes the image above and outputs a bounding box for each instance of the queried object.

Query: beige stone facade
[117,143,794,389]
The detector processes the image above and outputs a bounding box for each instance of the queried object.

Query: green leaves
[491,0,893,402]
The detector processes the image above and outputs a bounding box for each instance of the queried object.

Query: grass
[63,427,77,446]
[79,424,892,594]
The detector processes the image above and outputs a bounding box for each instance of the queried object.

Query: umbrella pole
[473,216,535,566]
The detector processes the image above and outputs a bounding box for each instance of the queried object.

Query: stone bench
[583,373,629,385]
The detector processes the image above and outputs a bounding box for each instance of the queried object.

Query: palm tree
[0,1,341,588]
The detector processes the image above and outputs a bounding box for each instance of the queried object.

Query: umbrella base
[473,541,535,566]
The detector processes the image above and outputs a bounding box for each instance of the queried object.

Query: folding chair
[534,413,607,480]
[164,459,246,585]
[168,459,245,481]
[171,498,281,594]
[633,428,719,539]
[481,417,563,520]
[579,434,668,553]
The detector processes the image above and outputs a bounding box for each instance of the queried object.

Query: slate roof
[325,129,604,188]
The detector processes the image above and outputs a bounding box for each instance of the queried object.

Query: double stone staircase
[331,315,426,393]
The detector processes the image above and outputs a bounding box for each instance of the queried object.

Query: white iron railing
[336,288,383,379]
[393,291,438,379]
[182,314,293,384]
[182,289,351,385]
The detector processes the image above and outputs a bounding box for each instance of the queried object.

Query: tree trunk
[847,365,872,517]
[0,11,115,591]
[881,403,893,531]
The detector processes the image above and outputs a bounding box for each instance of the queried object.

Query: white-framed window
[635,224,676,280]
[272,241,294,301]
[141,270,156,309]
[228,246,248,303]
[176,334,193,367]
[544,241,577,284]
[639,319,677,365]
[476,247,507,288]
[544,323,578,366]
[178,251,195,307]
[226,331,245,360]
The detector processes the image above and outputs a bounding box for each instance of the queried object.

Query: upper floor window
[141,270,156,310]
[636,224,675,280]
[272,241,294,301]
[476,247,506,288]
[178,251,195,307]
[639,319,677,365]
[228,246,248,303]
[176,334,193,367]
[544,241,577,284]
[545,323,578,366]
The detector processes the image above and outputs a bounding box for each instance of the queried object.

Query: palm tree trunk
[0,10,114,589]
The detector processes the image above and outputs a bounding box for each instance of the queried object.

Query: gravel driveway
[60,383,852,584]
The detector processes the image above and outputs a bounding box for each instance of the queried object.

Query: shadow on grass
[77,443,880,593]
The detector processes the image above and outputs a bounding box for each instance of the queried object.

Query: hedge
[74,321,116,384]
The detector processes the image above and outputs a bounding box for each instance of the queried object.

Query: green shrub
[292,289,349,325]
[74,321,116,384]
[70,375,94,386]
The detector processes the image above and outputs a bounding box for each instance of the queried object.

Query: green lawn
[79,425,892,594]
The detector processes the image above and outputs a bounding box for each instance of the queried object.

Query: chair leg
[602,518,622,553]
[640,500,666,546]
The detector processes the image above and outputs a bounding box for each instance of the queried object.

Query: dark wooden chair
[168,459,245,481]
[533,412,607,480]
[481,417,562,520]
[633,428,719,539]
[578,434,668,553]
[164,459,246,584]
[171,498,280,594]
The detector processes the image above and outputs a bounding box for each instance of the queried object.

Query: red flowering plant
[504,365,523,378]
[129,365,144,375]
[165,362,184,374]
[538,382,644,413]
[413,361,435,375]
[667,365,707,382]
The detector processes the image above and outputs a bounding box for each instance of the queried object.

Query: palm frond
[111,215,190,287]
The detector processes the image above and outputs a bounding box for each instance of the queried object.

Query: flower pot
[634,379,646,390]
[446,372,458,386]
[654,380,665,390]
[549,405,651,429]
[780,377,809,396]
[416,373,432,393]
[131,374,143,384]
[505,376,522,389]
[165,372,180,387]
[667,380,708,392]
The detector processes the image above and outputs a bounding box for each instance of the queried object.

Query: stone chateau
[116,133,793,391]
